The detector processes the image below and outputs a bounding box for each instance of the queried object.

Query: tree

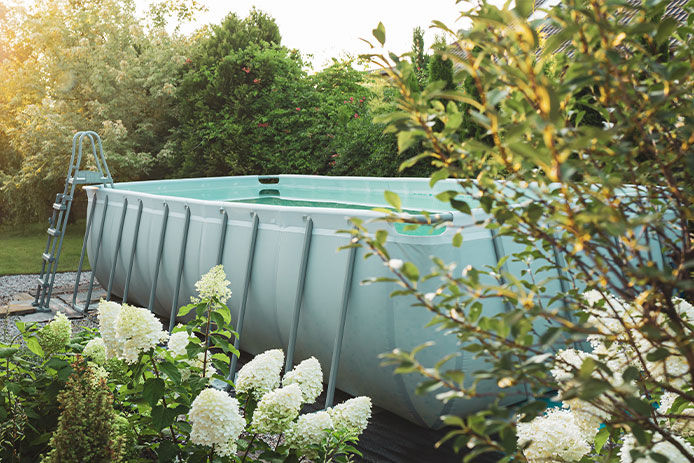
[411,26,429,88]
[427,35,454,91]
[0,0,194,224]
[166,11,329,178]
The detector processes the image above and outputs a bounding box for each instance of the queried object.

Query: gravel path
[0,271,92,305]
[0,271,98,344]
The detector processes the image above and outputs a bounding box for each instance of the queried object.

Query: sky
[137,1,470,69]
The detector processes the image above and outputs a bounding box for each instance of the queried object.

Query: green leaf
[158,361,182,383]
[372,22,386,46]
[57,365,74,381]
[151,405,178,431]
[515,0,534,18]
[398,131,420,153]
[210,311,227,332]
[429,168,450,187]
[450,198,471,215]
[215,303,232,325]
[176,303,197,318]
[594,426,610,453]
[143,378,165,407]
[0,347,19,358]
[578,357,596,379]
[45,357,69,371]
[399,152,432,171]
[384,190,402,211]
[415,379,442,395]
[401,262,420,282]
[157,440,179,462]
[452,232,463,247]
[622,366,641,382]
[376,229,388,245]
[518,400,547,421]
[655,17,678,44]
[25,336,44,357]
[468,303,482,322]
[645,347,670,362]
[625,396,654,417]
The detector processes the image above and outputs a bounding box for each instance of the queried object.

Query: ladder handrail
[71,131,114,187]
[33,131,114,312]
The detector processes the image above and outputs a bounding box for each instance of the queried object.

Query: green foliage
[196,8,281,64]
[411,26,429,88]
[1,266,367,461]
[0,3,437,226]
[427,36,454,92]
[168,12,342,177]
[170,35,420,180]
[358,0,694,460]
[0,322,95,460]
[42,357,125,463]
[0,0,191,224]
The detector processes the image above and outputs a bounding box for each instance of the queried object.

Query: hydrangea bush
[350,0,694,461]
[0,265,371,462]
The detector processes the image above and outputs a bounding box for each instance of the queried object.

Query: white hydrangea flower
[640,339,689,388]
[285,411,333,455]
[189,388,245,457]
[674,297,694,322]
[38,312,72,355]
[251,384,303,434]
[90,364,109,382]
[658,392,694,437]
[583,289,605,306]
[192,265,232,305]
[328,396,372,438]
[167,330,192,358]
[97,300,122,359]
[516,408,590,462]
[658,392,678,416]
[235,349,284,399]
[562,398,610,441]
[550,349,595,383]
[620,433,694,463]
[579,293,694,388]
[584,291,636,339]
[283,357,323,404]
[83,337,106,364]
[115,304,168,364]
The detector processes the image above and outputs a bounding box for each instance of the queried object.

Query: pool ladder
[33,131,114,312]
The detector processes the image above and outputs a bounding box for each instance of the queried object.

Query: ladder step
[42,252,55,262]
[47,228,61,237]
[38,277,46,286]
[69,170,110,185]
[52,203,67,211]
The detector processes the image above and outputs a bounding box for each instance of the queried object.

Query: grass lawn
[0,220,90,276]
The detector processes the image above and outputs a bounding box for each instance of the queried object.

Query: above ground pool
[84,174,548,428]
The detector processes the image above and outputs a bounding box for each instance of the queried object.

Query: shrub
[42,357,125,463]
[355,0,694,460]
[1,266,370,462]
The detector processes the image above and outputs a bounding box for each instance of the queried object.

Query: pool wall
[84,175,567,427]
